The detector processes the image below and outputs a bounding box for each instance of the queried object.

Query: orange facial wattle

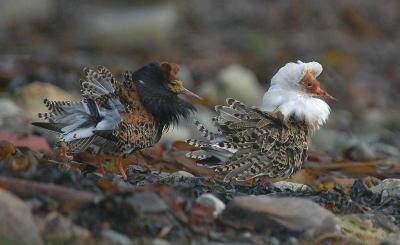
[300,70,335,100]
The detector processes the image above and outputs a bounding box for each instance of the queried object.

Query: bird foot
[57,142,73,161]
[111,156,127,181]
[95,155,106,176]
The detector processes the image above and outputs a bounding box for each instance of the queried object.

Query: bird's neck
[261,88,330,131]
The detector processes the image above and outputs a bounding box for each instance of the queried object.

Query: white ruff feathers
[261,61,330,131]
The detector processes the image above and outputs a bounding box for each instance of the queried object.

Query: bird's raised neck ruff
[261,61,330,130]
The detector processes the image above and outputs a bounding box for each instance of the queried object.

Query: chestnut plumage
[33,62,200,180]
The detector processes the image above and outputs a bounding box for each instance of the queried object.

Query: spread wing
[187,98,309,181]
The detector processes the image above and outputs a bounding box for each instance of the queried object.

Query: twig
[0,176,102,206]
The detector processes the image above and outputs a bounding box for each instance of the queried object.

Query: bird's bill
[314,87,336,100]
[181,87,203,100]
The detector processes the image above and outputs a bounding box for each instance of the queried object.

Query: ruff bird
[186,61,334,181]
[33,62,201,180]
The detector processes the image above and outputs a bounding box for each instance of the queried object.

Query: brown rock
[220,195,336,238]
[16,81,78,119]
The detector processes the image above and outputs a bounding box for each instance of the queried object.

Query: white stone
[273,181,313,192]
[196,193,226,217]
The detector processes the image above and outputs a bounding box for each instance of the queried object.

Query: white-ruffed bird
[186,61,334,181]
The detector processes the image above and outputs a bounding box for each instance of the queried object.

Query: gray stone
[370,179,400,200]
[218,64,264,105]
[0,189,43,245]
[126,192,168,213]
[196,193,226,217]
[0,98,29,134]
[39,212,93,245]
[101,229,133,245]
[344,142,377,161]
[220,195,336,238]
[169,171,195,179]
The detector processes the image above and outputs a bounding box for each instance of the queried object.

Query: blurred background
[0,0,399,161]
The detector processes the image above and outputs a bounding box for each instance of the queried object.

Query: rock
[218,64,264,105]
[100,229,133,245]
[83,4,178,48]
[0,98,29,134]
[126,192,168,213]
[272,181,313,192]
[373,143,400,160]
[196,193,226,217]
[344,142,377,161]
[39,212,93,245]
[156,171,196,185]
[220,195,336,238]
[0,189,43,245]
[168,171,195,180]
[336,214,393,245]
[344,142,399,161]
[0,98,23,118]
[370,179,400,200]
[16,81,78,119]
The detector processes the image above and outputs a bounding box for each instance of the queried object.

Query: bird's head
[262,61,334,131]
[160,62,202,99]
[134,62,200,130]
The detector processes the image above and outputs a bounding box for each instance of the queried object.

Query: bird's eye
[170,81,177,86]
[307,82,313,88]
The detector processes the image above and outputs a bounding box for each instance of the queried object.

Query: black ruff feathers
[133,62,196,130]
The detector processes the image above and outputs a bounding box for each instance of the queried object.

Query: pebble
[273,181,313,192]
[126,192,168,213]
[196,193,226,217]
[369,178,400,201]
[101,229,133,245]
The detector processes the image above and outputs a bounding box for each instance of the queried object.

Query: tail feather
[34,97,122,143]
[31,122,64,133]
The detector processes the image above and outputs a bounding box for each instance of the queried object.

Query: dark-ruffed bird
[33,62,201,180]
[186,61,334,182]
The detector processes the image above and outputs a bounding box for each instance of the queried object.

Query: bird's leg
[114,156,127,181]
[95,154,106,175]
[57,142,73,161]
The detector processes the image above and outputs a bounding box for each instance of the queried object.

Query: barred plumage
[187,98,309,181]
[187,61,333,182]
